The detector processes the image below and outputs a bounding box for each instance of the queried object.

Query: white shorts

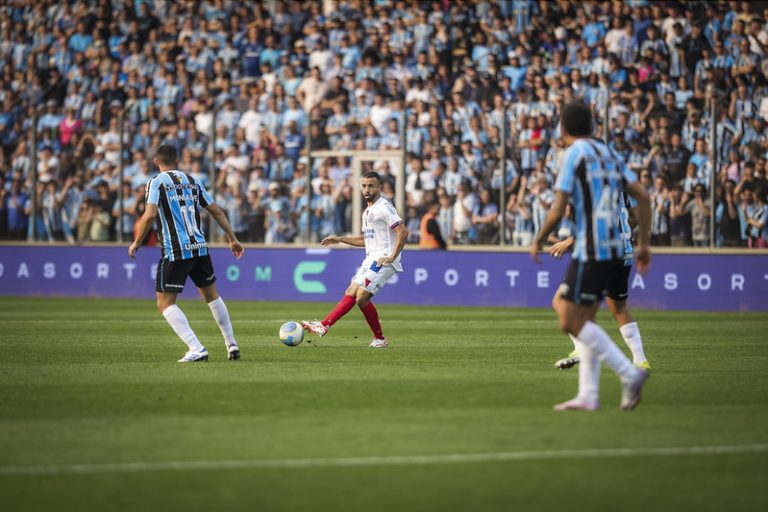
[351,257,399,296]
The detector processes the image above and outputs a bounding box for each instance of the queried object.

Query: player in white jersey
[302,171,409,347]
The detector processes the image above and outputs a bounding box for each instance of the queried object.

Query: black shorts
[558,259,627,306]
[156,255,216,293]
[604,262,632,301]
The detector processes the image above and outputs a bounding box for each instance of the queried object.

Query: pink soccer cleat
[553,398,600,411]
[301,320,328,337]
[621,368,650,411]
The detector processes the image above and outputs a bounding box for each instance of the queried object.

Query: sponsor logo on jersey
[184,242,208,251]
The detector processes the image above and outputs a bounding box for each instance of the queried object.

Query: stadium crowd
[1,0,768,248]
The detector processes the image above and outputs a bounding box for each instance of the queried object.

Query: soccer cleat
[635,360,651,371]
[554,350,580,370]
[369,338,388,348]
[553,398,600,411]
[301,320,328,337]
[227,345,241,361]
[178,348,209,363]
[621,368,650,411]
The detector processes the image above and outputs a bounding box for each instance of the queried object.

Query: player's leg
[552,294,601,411]
[301,282,358,337]
[606,297,649,369]
[156,289,208,362]
[355,287,386,347]
[355,263,399,347]
[552,290,580,370]
[198,283,240,360]
[605,264,650,369]
[191,256,240,360]
[156,258,207,362]
[554,260,647,410]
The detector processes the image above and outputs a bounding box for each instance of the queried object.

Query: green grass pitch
[1,297,767,511]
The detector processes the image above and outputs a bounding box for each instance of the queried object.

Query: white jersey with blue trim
[555,138,638,263]
[146,170,214,261]
[362,197,404,272]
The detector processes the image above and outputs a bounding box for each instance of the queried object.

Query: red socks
[323,295,384,339]
[360,302,384,339]
[322,295,356,327]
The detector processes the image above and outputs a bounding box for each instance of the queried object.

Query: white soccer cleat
[301,320,328,337]
[227,345,240,360]
[369,338,388,348]
[621,368,650,411]
[178,348,209,362]
[553,397,600,411]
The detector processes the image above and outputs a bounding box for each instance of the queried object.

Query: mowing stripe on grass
[1,444,766,476]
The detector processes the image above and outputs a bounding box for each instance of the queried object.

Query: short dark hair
[560,102,592,137]
[362,171,382,183]
[155,144,178,166]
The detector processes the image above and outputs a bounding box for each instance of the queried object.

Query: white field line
[1,444,766,476]
[0,319,555,325]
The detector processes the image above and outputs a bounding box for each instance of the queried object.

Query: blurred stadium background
[1,1,768,511]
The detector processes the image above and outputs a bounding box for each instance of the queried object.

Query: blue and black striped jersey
[555,138,638,262]
[146,170,214,261]
[618,190,637,266]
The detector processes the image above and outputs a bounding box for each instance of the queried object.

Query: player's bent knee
[557,315,572,334]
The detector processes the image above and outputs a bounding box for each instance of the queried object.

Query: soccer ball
[279,321,304,346]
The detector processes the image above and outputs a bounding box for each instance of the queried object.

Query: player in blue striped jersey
[531,102,652,412]
[129,145,245,362]
[549,190,651,373]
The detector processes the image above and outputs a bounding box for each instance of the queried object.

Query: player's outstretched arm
[128,203,158,258]
[321,234,365,247]
[530,191,569,263]
[625,180,652,273]
[376,223,409,266]
[205,203,244,259]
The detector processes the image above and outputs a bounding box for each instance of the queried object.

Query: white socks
[619,322,647,365]
[208,297,238,348]
[570,335,600,404]
[162,305,204,352]
[577,321,637,382]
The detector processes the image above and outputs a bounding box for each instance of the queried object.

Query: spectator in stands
[2,0,766,248]
[4,179,28,240]
[745,186,767,248]
[452,180,478,244]
[472,188,500,244]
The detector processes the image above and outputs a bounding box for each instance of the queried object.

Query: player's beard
[364,191,380,205]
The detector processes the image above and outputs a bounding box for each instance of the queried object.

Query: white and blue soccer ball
[279,321,304,346]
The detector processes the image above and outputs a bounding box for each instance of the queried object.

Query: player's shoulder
[147,172,165,189]
[376,197,398,213]
[559,140,587,169]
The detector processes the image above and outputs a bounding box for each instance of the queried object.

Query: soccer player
[549,190,651,371]
[301,171,408,348]
[129,144,244,362]
[530,102,652,411]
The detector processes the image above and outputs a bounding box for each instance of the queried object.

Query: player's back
[146,170,211,261]
[556,138,637,262]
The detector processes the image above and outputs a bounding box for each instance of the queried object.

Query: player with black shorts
[530,102,653,411]
[549,190,651,371]
[129,144,245,362]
